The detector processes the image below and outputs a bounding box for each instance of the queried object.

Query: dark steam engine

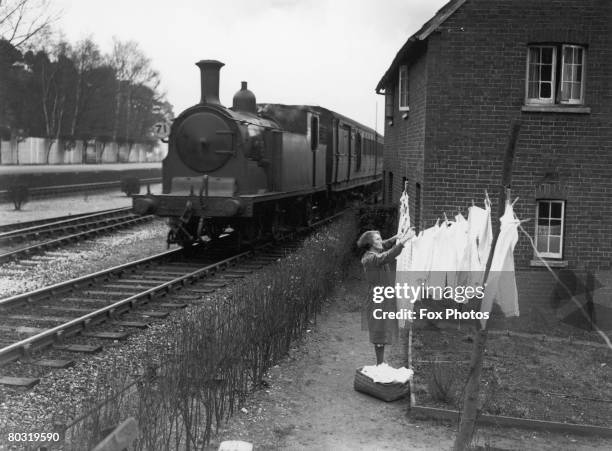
[133,60,382,246]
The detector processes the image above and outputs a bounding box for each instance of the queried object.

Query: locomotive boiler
[132,60,383,246]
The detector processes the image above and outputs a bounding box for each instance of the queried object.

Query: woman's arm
[382,234,399,249]
[363,242,404,267]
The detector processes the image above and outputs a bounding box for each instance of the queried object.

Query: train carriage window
[310,115,319,150]
[355,133,362,171]
[319,124,328,144]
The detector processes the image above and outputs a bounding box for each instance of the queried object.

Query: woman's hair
[356,230,380,249]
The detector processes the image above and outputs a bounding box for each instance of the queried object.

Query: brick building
[376,0,612,330]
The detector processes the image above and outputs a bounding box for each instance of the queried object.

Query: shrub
[8,184,29,210]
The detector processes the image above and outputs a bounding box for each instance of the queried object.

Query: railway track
[0,211,344,388]
[0,208,154,264]
[0,210,119,235]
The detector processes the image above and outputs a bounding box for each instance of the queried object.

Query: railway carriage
[132,60,382,246]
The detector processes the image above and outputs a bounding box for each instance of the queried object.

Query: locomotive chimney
[196,60,224,105]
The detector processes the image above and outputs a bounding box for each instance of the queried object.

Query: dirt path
[207,267,612,450]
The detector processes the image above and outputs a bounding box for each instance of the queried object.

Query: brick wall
[379,0,612,333]
[417,0,612,271]
[382,47,429,230]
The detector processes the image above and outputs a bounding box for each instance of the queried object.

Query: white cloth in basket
[360,363,413,384]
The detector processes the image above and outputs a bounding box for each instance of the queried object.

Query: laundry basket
[353,368,411,402]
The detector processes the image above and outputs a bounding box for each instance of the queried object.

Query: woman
[357,229,413,365]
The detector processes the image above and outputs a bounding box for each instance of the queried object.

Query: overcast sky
[53,0,449,132]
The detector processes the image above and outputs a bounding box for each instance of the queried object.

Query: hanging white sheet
[479,201,520,327]
[395,191,412,326]
[457,201,492,288]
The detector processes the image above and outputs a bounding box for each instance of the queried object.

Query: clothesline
[396,193,612,355]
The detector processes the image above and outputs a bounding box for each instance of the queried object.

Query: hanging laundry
[410,225,438,282]
[458,200,492,288]
[395,191,413,327]
[401,224,440,308]
[479,201,520,328]
[396,191,411,236]
[396,191,412,273]
[428,220,455,295]
[447,213,468,290]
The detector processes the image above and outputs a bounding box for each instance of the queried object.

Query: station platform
[0,162,160,175]
[0,163,161,191]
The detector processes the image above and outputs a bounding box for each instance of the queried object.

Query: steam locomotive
[132,60,383,246]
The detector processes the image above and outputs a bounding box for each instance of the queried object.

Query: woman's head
[357,230,383,251]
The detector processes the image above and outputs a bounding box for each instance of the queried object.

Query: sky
[52,0,449,132]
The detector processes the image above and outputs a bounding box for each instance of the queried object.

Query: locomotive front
[132,60,281,246]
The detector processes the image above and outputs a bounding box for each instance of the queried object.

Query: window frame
[398,65,409,111]
[385,88,394,121]
[534,199,565,259]
[559,44,586,105]
[525,44,586,106]
[525,45,557,105]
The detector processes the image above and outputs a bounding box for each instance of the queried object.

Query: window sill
[521,105,591,114]
[530,259,568,268]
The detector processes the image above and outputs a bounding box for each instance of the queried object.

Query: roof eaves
[375,0,467,93]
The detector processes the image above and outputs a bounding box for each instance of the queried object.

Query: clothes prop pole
[452,120,521,451]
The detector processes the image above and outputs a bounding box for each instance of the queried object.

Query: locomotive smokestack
[196,60,224,105]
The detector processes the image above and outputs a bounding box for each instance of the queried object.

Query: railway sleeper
[53,344,102,354]
[0,376,40,389]
[114,321,148,329]
[82,331,130,340]
[33,359,75,369]
[139,311,169,319]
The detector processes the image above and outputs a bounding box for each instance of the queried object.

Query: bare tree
[69,37,101,136]
[108,38,159,145]
[38,40,71,162]
[0,0,57,49]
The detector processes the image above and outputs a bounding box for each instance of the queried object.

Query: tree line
[0,1,173,163]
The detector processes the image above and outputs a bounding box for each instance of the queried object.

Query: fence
[0,138,165,165]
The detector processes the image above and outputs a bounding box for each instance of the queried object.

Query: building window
[560,45,585,104]
[387,172,394,204]
[385,88,394,122]
[526,44,585,105]
[535,200,565,258]
[398,65,409,111]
